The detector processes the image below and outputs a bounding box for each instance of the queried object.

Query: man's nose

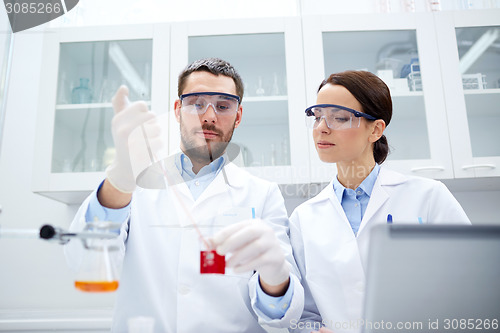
[202,103,217,123]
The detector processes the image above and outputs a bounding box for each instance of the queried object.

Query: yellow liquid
[74,280,119,292]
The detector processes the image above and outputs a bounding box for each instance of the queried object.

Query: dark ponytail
[319,70,393,164]
[374,134,389,164]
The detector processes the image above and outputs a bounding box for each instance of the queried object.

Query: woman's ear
[370,119,386,143]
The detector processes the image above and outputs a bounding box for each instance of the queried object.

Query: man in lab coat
[65,58,304,332]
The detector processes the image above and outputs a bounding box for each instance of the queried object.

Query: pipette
[0,224,118,245]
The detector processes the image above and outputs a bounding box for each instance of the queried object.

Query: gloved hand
[106,86,164,193]
[212,219,290,286]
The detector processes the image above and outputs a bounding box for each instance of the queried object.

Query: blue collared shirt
[85,153,292,319]
[332,163,380,235]
[174,153,225,200]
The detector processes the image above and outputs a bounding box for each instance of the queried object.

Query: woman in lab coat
[289,70,470,333]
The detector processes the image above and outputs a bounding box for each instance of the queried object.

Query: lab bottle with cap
[74,221,123,292]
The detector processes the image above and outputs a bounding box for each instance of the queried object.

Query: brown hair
[178,58,244,102]
[318,70,392,164]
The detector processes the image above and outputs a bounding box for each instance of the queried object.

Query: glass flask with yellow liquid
[74,221,122,292]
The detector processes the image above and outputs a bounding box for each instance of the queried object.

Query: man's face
[174,71,243,164]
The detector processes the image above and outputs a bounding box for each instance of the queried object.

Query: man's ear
[174,99,181,123]
[234,104,243,129]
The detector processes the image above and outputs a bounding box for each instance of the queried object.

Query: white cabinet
[168,18,309,185]
[302,13,456,182]
[32,19,309,204]
[33,24,170,204]
[435,10,500,178]
[31,12,500,204]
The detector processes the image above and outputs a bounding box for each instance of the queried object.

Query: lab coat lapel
[193,169,228,206]
[192,162,242,209]
[358,167,407,234]
[312,183,357,243]
[306,182,366,318]
[326,185,352,234]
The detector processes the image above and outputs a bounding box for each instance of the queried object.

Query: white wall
[0,30,116,330]
[1,7,500,332]
[453,190,500,224]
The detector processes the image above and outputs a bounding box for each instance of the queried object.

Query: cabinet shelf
[55,101,151,110]
[32,12,500,204]
[390,91,424,97]
[463,88,500,95]
[243,95,288,102]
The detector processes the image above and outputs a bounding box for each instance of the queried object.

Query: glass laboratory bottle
[74,221,122,292]
[72,78,93,104]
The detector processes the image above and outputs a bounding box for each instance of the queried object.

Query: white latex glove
[106,86,163,193]
[212,219,290,286]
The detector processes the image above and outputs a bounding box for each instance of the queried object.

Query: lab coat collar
[357,166,409,235]
[297,179,350,226]
[307,166,411,237]
[331,163,381,203]
[190,162,246,206]
[307,180,336,205]
[376,165,409,186]
[167,147,247,203]
[305,164,406,203]
[175,152,226,180]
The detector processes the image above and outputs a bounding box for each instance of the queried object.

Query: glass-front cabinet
[53,39,152,174]
[302,13,455,183]
[436,10,500,178]
[169,18,308,184]
[31,11,500,204]
[33,25,169,203]
[189,34,290,168]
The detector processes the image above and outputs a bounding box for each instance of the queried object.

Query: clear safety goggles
[180,92,241,116]
[305,104,377,130]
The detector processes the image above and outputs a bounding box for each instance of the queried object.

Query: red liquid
[74,280,119,292]
[200,250,225,274]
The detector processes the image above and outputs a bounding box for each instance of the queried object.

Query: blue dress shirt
[85,153,292,319]
[332,163,380,235]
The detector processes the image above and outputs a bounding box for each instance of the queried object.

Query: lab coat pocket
[213,206,255,227]
[385,213,425,224]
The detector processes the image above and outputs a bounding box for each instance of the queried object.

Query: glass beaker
[72,78,93,104]
[200,247,225,274]
[74,221,122,292]
[199,230,225,274]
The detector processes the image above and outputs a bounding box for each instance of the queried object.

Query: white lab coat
[289,166,470,333]
[65,157,304,333]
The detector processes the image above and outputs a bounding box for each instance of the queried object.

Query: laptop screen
[363,224,500,333]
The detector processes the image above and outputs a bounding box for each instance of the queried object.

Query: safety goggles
[180,92,241,116]
[305,104,376,130]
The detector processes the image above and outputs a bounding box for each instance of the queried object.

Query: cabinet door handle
[410,166,445,172]
[461,164,496,170]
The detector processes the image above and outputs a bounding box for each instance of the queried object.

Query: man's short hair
[178,58,244,102]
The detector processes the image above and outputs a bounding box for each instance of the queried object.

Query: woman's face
[313,83,380,165]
